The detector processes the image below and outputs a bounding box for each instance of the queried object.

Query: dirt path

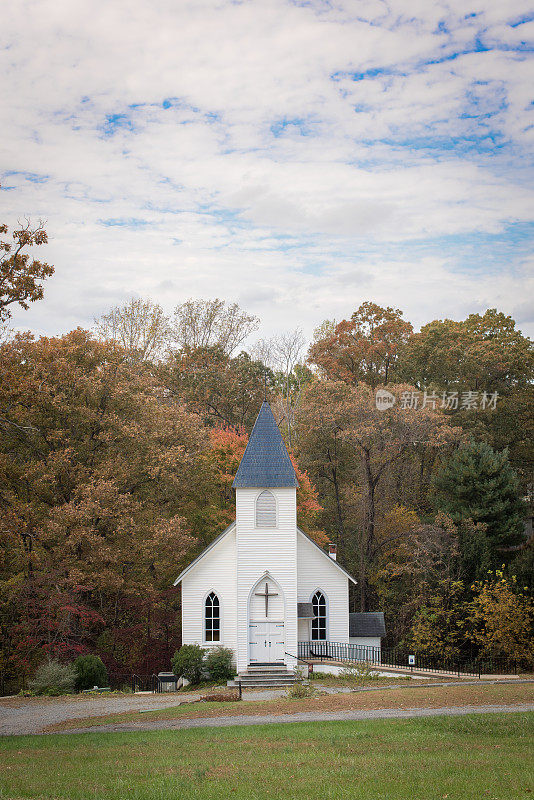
[0,688,298,736]
[2,679,532,736]
[0,692,200,736]
[48,703,534,734]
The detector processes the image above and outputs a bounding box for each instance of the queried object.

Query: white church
[174,401,385,679]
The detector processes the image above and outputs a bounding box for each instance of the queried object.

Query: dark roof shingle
[349,612,386,638]
[232,402,299,488]
[297,602,314,618]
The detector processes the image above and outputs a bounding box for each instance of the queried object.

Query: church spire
[232,402,299,488]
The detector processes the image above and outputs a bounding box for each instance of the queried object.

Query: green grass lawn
[1,712,532,800]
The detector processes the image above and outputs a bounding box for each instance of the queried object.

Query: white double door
[249,621,285,664]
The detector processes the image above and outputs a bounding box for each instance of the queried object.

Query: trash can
[157,672,178,692]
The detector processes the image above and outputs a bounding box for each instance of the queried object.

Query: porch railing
[297,641,520,678]
[298,641,381,664]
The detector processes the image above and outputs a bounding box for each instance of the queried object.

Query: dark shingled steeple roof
[233,402,299,488]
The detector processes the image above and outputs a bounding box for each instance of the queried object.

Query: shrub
[73,654,108,691]
[28,660,76,696]
[340,661,380,684]
[204,647,235,682]
[202,690,240,702]
[285,682,315,699]
[172,644,205,685]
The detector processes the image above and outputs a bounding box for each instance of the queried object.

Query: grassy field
[43,680,534,731]
[0,712,532,800]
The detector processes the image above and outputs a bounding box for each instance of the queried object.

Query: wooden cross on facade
[255,581,278,616]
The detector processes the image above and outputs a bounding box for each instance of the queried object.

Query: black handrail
[284,651,309,666]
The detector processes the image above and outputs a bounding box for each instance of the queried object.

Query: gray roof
[232,402,299,488]
[297,602,314,618]
[349,612,386,638]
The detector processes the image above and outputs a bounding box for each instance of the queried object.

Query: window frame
[255,490,277,528]
[204,591,221,643]
[311,590,327,641]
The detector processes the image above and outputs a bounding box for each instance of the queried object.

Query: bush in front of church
[28,659,76,695]
[172,644,205,685]
[74,654,109,691]
[204,647,235,682]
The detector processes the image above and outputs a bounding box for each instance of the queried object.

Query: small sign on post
[408,655,415,671]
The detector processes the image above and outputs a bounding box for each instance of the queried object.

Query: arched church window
[256,490,276,528]
[311,591,327,640]
[205,592,220,642]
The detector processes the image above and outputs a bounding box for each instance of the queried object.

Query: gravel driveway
[47,702,534,734]
[1,680,531,737]
[0,689,292,736]
[0,684,359,736]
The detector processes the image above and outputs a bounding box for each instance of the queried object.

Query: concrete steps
[228,665,297,688]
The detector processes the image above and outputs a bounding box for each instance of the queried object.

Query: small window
[256,490,276,527]
[205,592,220,642]
[312,591,327,640]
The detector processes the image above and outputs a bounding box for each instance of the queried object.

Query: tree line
[0,219,532,692]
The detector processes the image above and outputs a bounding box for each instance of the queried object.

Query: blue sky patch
[100,113,135,137]
[98,217,150,228]
[270,117,317,137]
[2,170,49,184]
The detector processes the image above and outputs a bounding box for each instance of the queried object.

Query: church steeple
[232,402,299,488]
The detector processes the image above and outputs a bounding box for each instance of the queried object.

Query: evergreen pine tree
[433,441,525,574]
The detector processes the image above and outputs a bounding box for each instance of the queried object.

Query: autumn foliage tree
[400,309,533,394]
[297,380,461,610]
[0,218,53,323]
[308,302,413,387]
[372,510,467,645]
[399,309,534,483]
[409,580,466,660]
[0,329,212,685]
[94,297,170,362]
[467,571,533,664]
[170,298,259,355]
[163,346,270,431]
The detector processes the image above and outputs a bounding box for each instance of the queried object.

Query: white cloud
[1,0,532,341]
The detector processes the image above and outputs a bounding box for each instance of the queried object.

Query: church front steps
[228,665,297,688]
[228,676,296,688]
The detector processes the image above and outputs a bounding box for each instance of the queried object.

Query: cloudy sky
[1,0,533,342]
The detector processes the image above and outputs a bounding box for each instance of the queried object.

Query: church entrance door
[249,622,285,664]
[248,576,285,665]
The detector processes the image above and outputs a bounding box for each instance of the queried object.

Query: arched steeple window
[205,592,220,642]
[256,490,276,528]
[311,591,327,640]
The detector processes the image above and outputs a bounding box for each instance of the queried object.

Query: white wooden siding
[297,618,312,641]
[181,526,237,656]
[297,532,349,643]
[349,636,381,651]
[236,488,298,672]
